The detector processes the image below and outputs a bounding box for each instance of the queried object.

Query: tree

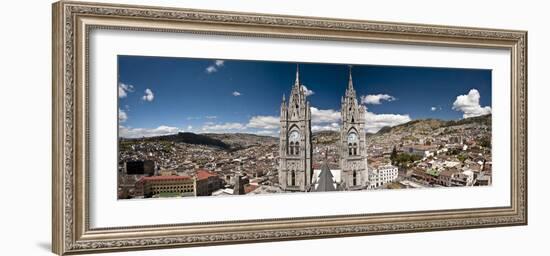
[390,146,398,165]
[393,152,422,168]
[479,136,491,148]
[457,154,468,163]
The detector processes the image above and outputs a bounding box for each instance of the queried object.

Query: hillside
[308,114,491,152]
[377,119,446,135]
[120,132,280,151]
[312,130,339,145]
[204,133,278,149]
[375,114,491,135]
[440,114,492,127]
[122,132,231,149]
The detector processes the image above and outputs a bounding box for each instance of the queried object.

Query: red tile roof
[196,169,218,180]
[244,184,258,194]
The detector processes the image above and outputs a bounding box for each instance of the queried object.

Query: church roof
[315,163,337,192]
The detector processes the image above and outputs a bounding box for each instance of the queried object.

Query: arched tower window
[291,170,296,186]
[286,143,289,154]
[353,170,357,186]
[347,132,358,156]
[289,130,300,156]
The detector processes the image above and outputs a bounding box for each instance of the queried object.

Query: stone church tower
[339,67,369,190]
[278,65,313,192]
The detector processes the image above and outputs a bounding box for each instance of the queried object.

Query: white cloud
[205,60,225,74]
[452,89,491,118]
[201,122,246,132]
[205,116,217,119]
[232,91,242,96]
[206,66,217,73]
[246,107,341,132]
[142,88,154,102]
[431,106,437,111]
[118,82,134,98]
[302,85,314,96]
[364,107,411,133]
[247,115,280,129]
[254,130,280,137]
[312,122,340,132]
[360,94,396,105]
[310,107,341,124]
[119,125,182,138]
[307,105,409,133]
[118,108,128,123]
[187,125,193,130]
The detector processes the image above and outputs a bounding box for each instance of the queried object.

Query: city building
[405,145,439,158]
[233,173,249,195]
[437,168,460,186]
[134,175,195,198]
[475,174,491,186]
[339,67,369,190]
[195,169,224,196]
[278,65,313,191]
[451,170,475,186]
[368,164,398,188]
[125,160,155,176]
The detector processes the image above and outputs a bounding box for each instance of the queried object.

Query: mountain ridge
[120,114,491,149]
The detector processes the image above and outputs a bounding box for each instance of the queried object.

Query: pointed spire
[294,64,300,87]
[348,65,354,91]
[282,93,286,102]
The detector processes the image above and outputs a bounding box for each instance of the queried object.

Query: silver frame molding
[52,1,527,255]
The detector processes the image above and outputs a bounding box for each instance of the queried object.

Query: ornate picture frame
[52,1,527,255]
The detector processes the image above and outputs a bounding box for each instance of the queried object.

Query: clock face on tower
[289,130,300,141]
[347,132,358,143]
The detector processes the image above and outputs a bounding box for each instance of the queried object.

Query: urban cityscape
[117,56,492,199]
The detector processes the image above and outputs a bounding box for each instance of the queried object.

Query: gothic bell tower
[278,65,313,191]
[340,66,369,190]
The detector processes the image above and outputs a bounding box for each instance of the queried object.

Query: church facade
[278,66,369,192]
[339,69,369,190]
[278,67,313,191]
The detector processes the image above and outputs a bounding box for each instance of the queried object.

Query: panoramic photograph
[117,56,493,199]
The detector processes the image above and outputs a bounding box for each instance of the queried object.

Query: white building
[368,164,399,188]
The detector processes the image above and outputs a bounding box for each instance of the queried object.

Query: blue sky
[118,55,492,138]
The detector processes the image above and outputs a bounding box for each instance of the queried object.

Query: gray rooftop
[315,163,337,192]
